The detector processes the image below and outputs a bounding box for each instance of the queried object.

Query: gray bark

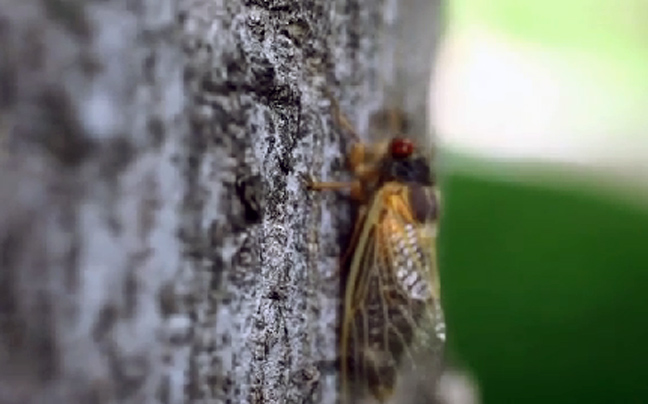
[0,0,441,403]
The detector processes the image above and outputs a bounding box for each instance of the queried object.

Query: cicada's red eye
[390,138,414,159]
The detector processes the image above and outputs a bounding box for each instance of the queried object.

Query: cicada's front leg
[304,141,385,203]
[304,174,370,273]
[304,175,366,202]
[325,88,361,143]
[346,141,389,182]
[324,88,394,179]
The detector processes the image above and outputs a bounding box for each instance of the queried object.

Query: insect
[307,97,445,403]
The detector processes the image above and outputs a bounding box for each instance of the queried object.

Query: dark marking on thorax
[379,154,433,186]
[407,184,437,223]
[378,151,437,223]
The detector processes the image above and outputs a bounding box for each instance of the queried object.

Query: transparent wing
[341,182,444,403]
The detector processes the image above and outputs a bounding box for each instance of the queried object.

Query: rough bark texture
[0,0,440,403]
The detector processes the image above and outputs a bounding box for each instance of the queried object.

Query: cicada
[308,99,445,403]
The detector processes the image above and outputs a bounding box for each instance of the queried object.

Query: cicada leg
[386,108,407,136]
[304,176,365,202]
[324,88,394,179]
[324,88,361,142]
[303,175,368,275]
[347,143,384,181]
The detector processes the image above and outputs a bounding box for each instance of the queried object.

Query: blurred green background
[439,161,648,403]
[434,1,648,403]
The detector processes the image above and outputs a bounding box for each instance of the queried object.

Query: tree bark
[0,0,441,403]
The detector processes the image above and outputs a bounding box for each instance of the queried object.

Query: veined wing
[340,181,444,403]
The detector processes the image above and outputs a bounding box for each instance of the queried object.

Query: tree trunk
[0,0,441,403]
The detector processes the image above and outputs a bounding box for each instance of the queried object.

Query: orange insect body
[308,101,445,403]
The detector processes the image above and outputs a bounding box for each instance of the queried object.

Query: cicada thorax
[340,137,445,403]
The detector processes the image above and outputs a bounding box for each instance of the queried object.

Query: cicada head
[377,137,435,187]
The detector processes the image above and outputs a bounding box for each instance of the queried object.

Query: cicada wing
[341,183,445,403]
